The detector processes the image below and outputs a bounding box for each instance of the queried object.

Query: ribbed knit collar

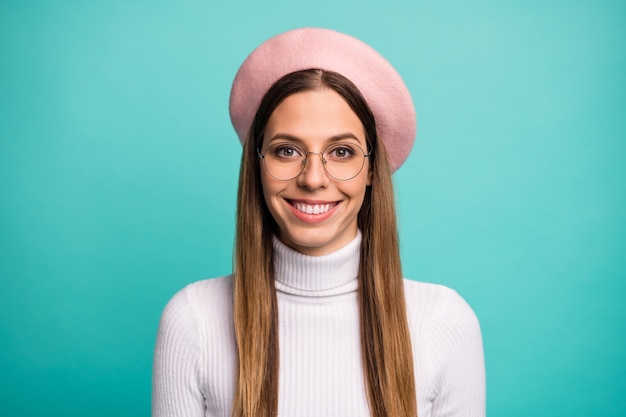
[273,231,361,297]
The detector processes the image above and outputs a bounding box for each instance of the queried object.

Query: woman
[153,28,485,417]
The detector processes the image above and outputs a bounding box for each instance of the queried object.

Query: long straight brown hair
[232,69,417,417]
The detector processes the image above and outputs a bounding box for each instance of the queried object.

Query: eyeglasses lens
[262,143,367,181]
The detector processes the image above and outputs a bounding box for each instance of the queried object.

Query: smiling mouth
[288,200,339,215]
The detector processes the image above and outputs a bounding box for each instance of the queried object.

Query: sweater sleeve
[152,286,206,417]
[428,289,486,417]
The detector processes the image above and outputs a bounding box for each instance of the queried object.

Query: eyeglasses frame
[257,142,372,181]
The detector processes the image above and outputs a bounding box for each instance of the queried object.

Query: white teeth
[294,202,333,214]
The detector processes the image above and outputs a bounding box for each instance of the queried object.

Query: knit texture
[152,233,485,416]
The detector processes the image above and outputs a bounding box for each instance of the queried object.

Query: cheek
[260,170,282,215]
[347,177,370,211]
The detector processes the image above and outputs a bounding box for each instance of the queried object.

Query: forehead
[264,89,366,146]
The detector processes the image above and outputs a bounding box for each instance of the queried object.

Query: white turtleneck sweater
[152,233,485,417]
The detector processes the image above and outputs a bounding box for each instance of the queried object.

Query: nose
[296,152,329,189]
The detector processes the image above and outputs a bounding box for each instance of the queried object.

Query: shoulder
[158,276,234,333]
[182,275,234,305]
[402,278,481,342]
[162,275,233,310]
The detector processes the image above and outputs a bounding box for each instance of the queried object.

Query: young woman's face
[260,89,372,256]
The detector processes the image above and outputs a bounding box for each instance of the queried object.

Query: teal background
[1,0,624,415]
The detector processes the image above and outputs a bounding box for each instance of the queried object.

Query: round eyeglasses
[258,142,371,181]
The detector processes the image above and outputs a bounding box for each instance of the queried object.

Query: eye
[326,144,357,159]
[270,144,304,159]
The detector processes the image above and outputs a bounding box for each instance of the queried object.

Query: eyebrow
[267,133,362,145]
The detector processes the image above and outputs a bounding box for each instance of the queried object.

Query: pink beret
[229,27,416,172]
